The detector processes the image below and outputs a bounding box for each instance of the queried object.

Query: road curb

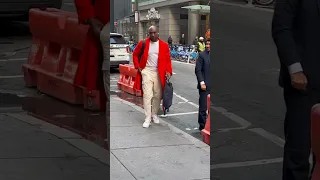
[113,97,210,153]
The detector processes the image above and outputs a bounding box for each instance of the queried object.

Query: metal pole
[135,0,140,41]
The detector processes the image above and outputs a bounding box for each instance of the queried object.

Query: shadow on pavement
[116,91,143,108]
[0,21,31,38]
[21,94,108,149]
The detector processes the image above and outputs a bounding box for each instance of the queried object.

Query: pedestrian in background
[272,0,320,179]
[168,35,173,47]
[133,26,173,128]
[193,36,198,46]
[179,33,186,45]
[195,39,210,131]
[197,37,205,52]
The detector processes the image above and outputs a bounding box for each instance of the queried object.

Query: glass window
[110,35,126,44]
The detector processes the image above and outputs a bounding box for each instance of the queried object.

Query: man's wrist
[288,62,303,75]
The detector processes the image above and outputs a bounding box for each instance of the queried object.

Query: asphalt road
[210,3,285,180]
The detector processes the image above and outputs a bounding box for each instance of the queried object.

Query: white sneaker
[152,115,160,124]
[142,119,151,128]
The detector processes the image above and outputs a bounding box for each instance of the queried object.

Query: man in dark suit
[195,40,210,131]
[272,0,320,179]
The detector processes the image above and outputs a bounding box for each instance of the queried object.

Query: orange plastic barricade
[22,8,102,111]
[201,94,210,145]
[311,104,320,180]
[117,64,142,97]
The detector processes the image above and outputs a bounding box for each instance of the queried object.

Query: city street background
[0,0,285,179]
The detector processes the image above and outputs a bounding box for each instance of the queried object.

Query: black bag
[162,79,173,115]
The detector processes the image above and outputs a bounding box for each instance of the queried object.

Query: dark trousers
[198,89,209,130]
[282,86,320,180]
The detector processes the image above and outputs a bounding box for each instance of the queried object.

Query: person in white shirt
[132,26,173,128]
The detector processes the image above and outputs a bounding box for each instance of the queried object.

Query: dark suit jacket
[272,0,320,89]
[195,50,210,90]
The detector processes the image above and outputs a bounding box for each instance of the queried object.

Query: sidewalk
[0,96,209,180]
[110,96,210,180]
[0,112,109,180]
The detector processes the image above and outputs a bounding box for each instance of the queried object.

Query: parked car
[110,33,130,68]
[0,0,62,21]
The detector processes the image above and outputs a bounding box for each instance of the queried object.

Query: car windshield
[110,35,126,44]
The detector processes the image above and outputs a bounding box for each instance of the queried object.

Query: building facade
[139,0,209,44]
[116,0,209,44]
[111,0,133,33]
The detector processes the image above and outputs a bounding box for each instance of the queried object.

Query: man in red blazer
[73,0,110,111]
[133,26,173,128]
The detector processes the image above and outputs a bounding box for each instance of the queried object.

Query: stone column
[188,1,200,45]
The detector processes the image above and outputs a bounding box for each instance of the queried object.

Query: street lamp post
[134,0,140,41]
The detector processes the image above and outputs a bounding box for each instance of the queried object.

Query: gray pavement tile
[111,110,143,127]
[110,100,125,112]
[65,139,109,165]
[8,112,82,139]
[0,115,86,158]
[211,163,282,180]
[112,145,210,180]
[110,125,193,149]
[110,153,136,180]
[211,129,283,164]
[0,157,108,180]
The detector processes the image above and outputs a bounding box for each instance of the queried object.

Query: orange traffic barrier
[311,104,320,180]
[201,94,210,145]
[22,8,102,111]
[117,64,142,97]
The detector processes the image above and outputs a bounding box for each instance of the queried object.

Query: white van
[110,33,130,68]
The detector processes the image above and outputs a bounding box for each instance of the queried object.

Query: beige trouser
[141,67,162,120]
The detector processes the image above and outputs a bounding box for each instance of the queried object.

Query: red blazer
[133,38,173,93]
[74,0,110,111]
[74,0,109,24]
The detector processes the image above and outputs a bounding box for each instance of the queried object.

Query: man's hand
[88,18,104,40]
[137,68,142,72]
[291,72,308,90]
[166,72,171,80]
[201,84,206,91]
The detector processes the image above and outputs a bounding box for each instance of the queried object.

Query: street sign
[114,22,118,26]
